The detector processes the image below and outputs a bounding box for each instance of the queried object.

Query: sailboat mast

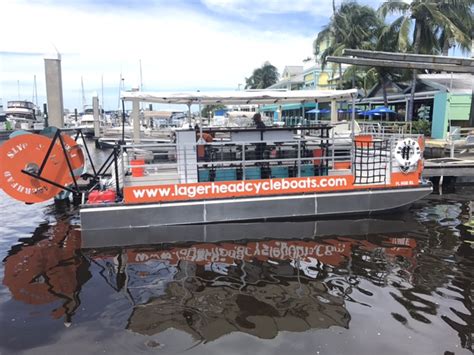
[117,72,123,111]
[101,75,104,112]
[139,59,143,110]
[81,76,86,110]
[33,75,38,107]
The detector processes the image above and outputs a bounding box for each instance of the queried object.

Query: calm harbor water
[0,144,473,354]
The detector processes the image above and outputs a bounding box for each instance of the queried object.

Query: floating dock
[423,157,474,178]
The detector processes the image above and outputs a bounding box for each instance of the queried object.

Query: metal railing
[359,121,413,136]
[447,126,474,158]
[118,133,424,188]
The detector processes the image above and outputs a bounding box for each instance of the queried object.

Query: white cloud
[202,0,386,17]
[202,0,335,17]
[1,1,315,109]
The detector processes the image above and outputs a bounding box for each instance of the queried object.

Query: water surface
[0,168,473,354]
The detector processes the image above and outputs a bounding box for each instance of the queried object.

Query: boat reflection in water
[93,233,417,341]
[3,214,421,340]
[2,220,91,326]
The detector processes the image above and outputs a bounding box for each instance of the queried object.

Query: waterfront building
[262,60,340,124]
[267,66,304,90]
[358,74,472,139]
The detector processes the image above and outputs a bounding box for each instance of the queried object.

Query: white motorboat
[5,100,44,130]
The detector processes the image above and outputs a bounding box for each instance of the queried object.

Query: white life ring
[394,138,421,168]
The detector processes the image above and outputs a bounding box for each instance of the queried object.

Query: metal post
[43,103,49,128]
[330,99,338,123]
[351,94,356,139]
[132,99,140,143]
[331,128,335,169]
[388,138,393,185]
[58,133,79,192]
[113,146,121,197]
[297,140,301,177]
[38,129,59,175]
[242,143,246,180]
[121,100,126,145]
[199,98,203,139]
[183,146,188,183]
[187,103,192,127]
[21,169,77,194]
[404,97,409,122]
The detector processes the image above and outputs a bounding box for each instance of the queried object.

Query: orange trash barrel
[130,159,145,177]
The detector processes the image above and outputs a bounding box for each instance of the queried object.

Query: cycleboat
[0,89,432,247]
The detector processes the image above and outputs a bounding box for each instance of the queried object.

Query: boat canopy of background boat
[0,89,432,247]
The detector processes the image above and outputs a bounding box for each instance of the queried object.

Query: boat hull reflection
[3,214,421,342]
[81,215,421,248]
[84,226,418,341]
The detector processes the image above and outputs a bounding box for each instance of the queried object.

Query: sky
[0,0,463,111]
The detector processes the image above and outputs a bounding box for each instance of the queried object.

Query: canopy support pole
[351,94,356,138]
[132,100,140,143]
[331,99,338,123]
[187,103,192,127]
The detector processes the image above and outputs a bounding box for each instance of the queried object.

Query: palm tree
[314,1,382,89]
[438,1,473,56]
[342,66,378,96]
[375,20,414,115]
[245,62,279,89]
[379,0,473,120]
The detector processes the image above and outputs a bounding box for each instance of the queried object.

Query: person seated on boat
[195,125,214,161]
[252,113,266,160]
[252,113,266,129]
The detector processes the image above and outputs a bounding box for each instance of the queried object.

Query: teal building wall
[431,93,472,139]
[431,92,448,139]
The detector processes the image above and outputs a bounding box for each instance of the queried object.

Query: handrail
[117,134,425,189]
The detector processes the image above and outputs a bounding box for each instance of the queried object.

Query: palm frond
[398,16,411,52]
[378,0,410,18]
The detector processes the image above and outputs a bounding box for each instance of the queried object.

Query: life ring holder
[394,138,421,172]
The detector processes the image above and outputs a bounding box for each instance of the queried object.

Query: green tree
[374,20,414,111]
[245,62,279,89]
[313,1,382,88]
[201,104,227,118]
[379,0,473,120]
[342,66,378,96]
[438,1,473,56]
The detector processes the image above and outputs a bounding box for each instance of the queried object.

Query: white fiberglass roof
[120,89,357,105]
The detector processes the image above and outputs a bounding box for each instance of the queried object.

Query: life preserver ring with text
[394,138,421,171]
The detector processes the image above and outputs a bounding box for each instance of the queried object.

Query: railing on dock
[359,121,412,136]
[447,127,474,157]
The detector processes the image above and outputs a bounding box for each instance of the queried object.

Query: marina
[0,89,434,245]
[0,68,472,355]
[1,0,473,353]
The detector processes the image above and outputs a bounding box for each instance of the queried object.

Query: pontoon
[0,89,432,247]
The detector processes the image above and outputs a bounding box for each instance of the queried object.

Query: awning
[121,89,357,105]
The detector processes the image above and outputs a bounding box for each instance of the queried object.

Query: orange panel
[0,134,84,203]
[334,161,351,170]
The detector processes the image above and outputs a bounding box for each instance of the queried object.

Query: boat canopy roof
[120,89,357,105]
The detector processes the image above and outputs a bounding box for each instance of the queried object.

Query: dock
[423,131,474,181]
[423,157,474,178]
